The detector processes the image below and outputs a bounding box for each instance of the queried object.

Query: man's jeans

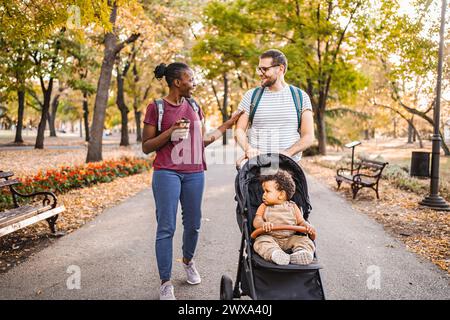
[152,169,205,280]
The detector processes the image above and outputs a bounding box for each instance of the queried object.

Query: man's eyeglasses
[256,64,280,74]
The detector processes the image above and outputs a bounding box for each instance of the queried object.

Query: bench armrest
[11,188,58,208]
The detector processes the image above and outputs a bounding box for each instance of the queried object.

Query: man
[236,49,314,164]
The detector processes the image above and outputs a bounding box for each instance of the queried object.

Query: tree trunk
[82,91,90,142]
[14,89,25,143]
[314,83,328,155]
[86,2,139,162]
[116,61,130,147]
[132,62,143,143]
[86,5,118,162]
[393,117,397,139]
[87,46,116,161]
[119,108,129,146]
[35,78,53,149]
[48,91,60,137]
[316,109,327,155]
[48,111,56,137]
[221,72,229,145]
[364,129,369,140]
[407,120,413,143]
[134,108,142,142]
[47,112,52,136]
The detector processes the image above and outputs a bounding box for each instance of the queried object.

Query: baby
[253,170,316,265]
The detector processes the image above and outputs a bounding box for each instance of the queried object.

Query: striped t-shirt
[238,84,313,162]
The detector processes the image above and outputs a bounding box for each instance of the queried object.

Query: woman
[142,62,243,300]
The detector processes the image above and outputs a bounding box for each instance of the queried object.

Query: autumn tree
[362,0,449,154]
[86,1,140,162]
[63,36,99,142]
[0,0,111,146]
[192,2,259,145]
[194,0,372,153]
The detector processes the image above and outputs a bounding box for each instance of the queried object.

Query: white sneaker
[271,250,290,265]
[183,260,201,285]
[290,250,314,265]
[160,281,176,300]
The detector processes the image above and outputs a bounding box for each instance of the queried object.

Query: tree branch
[371,99,423,147]
[114,33,141,55]
[27,89,43,109]
[210,80,222,109]
[323,1,362,101]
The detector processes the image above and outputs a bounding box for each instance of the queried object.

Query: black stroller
[220,153,326,300]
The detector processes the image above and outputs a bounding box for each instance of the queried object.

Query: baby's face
[262,180,286,205]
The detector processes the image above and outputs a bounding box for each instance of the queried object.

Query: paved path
[0,145,448,299]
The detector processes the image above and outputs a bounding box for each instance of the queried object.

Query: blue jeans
[152,169,205,281]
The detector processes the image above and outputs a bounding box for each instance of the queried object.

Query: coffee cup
[179,119,190,139]
[172,119,190,141]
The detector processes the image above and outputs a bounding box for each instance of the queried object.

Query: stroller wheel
[220,275,233,300]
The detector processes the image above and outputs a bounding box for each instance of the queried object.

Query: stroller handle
[251,225,313,240]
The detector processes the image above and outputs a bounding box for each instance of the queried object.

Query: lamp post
[419,0,450,211]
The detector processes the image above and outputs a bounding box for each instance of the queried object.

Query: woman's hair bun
[154,63,167,79]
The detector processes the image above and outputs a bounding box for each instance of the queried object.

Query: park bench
[0,170,65,238]
[335,159,389,199]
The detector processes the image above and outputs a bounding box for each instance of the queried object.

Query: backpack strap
[288,85,303,131]
[154,98,202,134]
[186,97,200,115]
[248,86,303,130]
[154,99,165,133]
[249,87,265,128]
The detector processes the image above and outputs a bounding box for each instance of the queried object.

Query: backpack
[249,85,303,131]
[154,98,201,133]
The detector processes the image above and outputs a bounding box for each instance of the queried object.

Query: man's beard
[261,77,276,88]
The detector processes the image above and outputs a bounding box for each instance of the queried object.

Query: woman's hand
[224,110,245,128]
[262,222,273,232]
[170,119,189,133]
[169,119,190,141]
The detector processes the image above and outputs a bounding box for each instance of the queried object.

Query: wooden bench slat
[0,179,20,188]
[0,172,14,179]
[0,205,65,237]
[337,174,353,181]
[337,174,375,185]
[0,204,53,228]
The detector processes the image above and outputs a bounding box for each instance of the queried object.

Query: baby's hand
[305,223,316,239]
[262,222,273,232]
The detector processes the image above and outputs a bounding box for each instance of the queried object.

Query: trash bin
[410,151,430,177]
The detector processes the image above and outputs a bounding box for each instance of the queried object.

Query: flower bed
[0,157,152,209]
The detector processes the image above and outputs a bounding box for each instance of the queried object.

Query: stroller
[220,153,326,300]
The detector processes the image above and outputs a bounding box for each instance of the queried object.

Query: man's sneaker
[271,250,290,265]
[290,250,314,265]
[160,281,176,300]
[183,260,201,285]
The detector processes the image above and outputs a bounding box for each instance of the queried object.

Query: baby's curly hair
[260,170,296,200]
